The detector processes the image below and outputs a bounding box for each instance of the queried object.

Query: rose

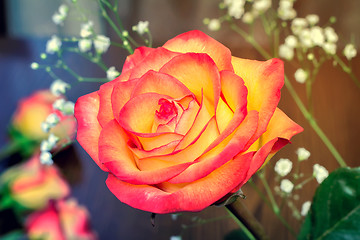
[75,30,302,213]
[25,199,97,240]
[11,90,76,149]
[0,153,70,210]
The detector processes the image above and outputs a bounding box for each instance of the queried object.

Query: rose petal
[74,92,108,171]
[111,78,138,123]
[231,57,284,146]
[106,151,253,213]
[122,46,154,73]
[129,47,180,79]
[97,80,118,127]
[168,110,258,184]
[160,53,221,115]
[138,117,219,171]
[99,120,192,185]
[131,70,194,99]
[163,30,233,72]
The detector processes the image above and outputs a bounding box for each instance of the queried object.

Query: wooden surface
[1,1,360,239]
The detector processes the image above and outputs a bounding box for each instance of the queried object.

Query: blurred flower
[306,14,319,26]
[343,43,357,60]
[52,4,69,25]
[106,66,120,81]
[132,20,149,35]
[50,79,70,96]
[313,164,329,183]
[294,68,308,84]
[279,44,294,60]
[291,18,308,35]
[285,35,298,48]
[278,0,296,21]
[0,154,69,210]
[242,12,254,24]
[224,0,245,19]
[323,42,337,55]
[170,236,182,240]
[11,90,77,149]
[40,151,54,165]
[274,158,293,177]
[93,35,111,54]
[296,147,311,161]
[46,35,62,54]
[78,39,92,52]
[253,0,272,14]
[280,179,294,193]
[310,26,325,47]
[207,19,221,31]
[80,21,94,38]
[324,27,338,43]
[301,201,311,216]
[26,199,97,240]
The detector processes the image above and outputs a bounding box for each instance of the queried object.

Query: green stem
[226,199,269,240]
[333,54,360,89]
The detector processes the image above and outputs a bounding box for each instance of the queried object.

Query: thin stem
[226,199,269,240]
[258,171,280,215]
[333,54,360,89]
[295,176,314,190]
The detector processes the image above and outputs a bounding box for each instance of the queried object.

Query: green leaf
[298,167,360,240]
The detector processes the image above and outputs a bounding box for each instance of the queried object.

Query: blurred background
[0,0,359,239]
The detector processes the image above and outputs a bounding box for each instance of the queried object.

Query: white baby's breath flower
[242,12,254,24]
[62,101,75,115]
[46,35,62,54]
[52,4,69,25]
[40,151,53,165]
[278,1,296,21]
[279,44,294,60]
[310,26,325,47]
[31,62,39,70]
[280,179,294,193]
[47,133,59,146]
[80,21,94,38]
[343,44,357,60]
[296,147,311,161]
[170,236,182,240]
[299,29,313,48]
[301,201,311,216]
[45,113,60,127]
[253,0,272,14]
[291,18,308,35]
[208,19,221,31]
[132,21,149,35]
[274,158,293,177]
[294,68,308,84]
[106,66,120,81]
[285,35,298,48]
[50,79,70,96]
[41,122,51,133]
[78,39,92,52]
[58,4,69,16]
[324,27,338,43]
[313,164,329,184]
[306,14,319,26]
[93,35,111,54]
[40,140,52,152]
[53,98,66,111]
[323,42,337,55]
[225,0,246,19]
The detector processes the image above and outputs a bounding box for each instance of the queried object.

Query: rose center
[155,98,178,121]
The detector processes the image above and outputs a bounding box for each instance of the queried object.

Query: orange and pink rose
[75,30,303,213]
[12,90,76,148]
[0,153,70,210]
[26,199,97,240]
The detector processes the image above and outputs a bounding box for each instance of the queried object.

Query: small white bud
[78,39,92,52]
[106,66,120,81]
[40,151,53,165]
[301,201,311,216]
[207,19,221,31]
[343,44,357,60]
[274,158,293,177]
[31,62,39,70]
[47,133,60,146]
[46,35,62,54]
[132,21,149,35]
[242,12,254,24]
[313,164,329,184]
[170,236,182,240]
[296,147,311,161]
[306,14,319,26]
[294,68,308,84]
[62,101,75,115]
[40,140,52,152]
[323,42,337,55]
[50,79,70,96]
[291,18,308,35]
[280,179,294,193]
[41,122,51,133]
[93,35,111,54]
[45,113,60,126]
[324,27,338,43]
[310,26,325,47]
[285,35,298,48]
[80,21,94,38]
[279,44,294,60]
[53,98,66,111]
